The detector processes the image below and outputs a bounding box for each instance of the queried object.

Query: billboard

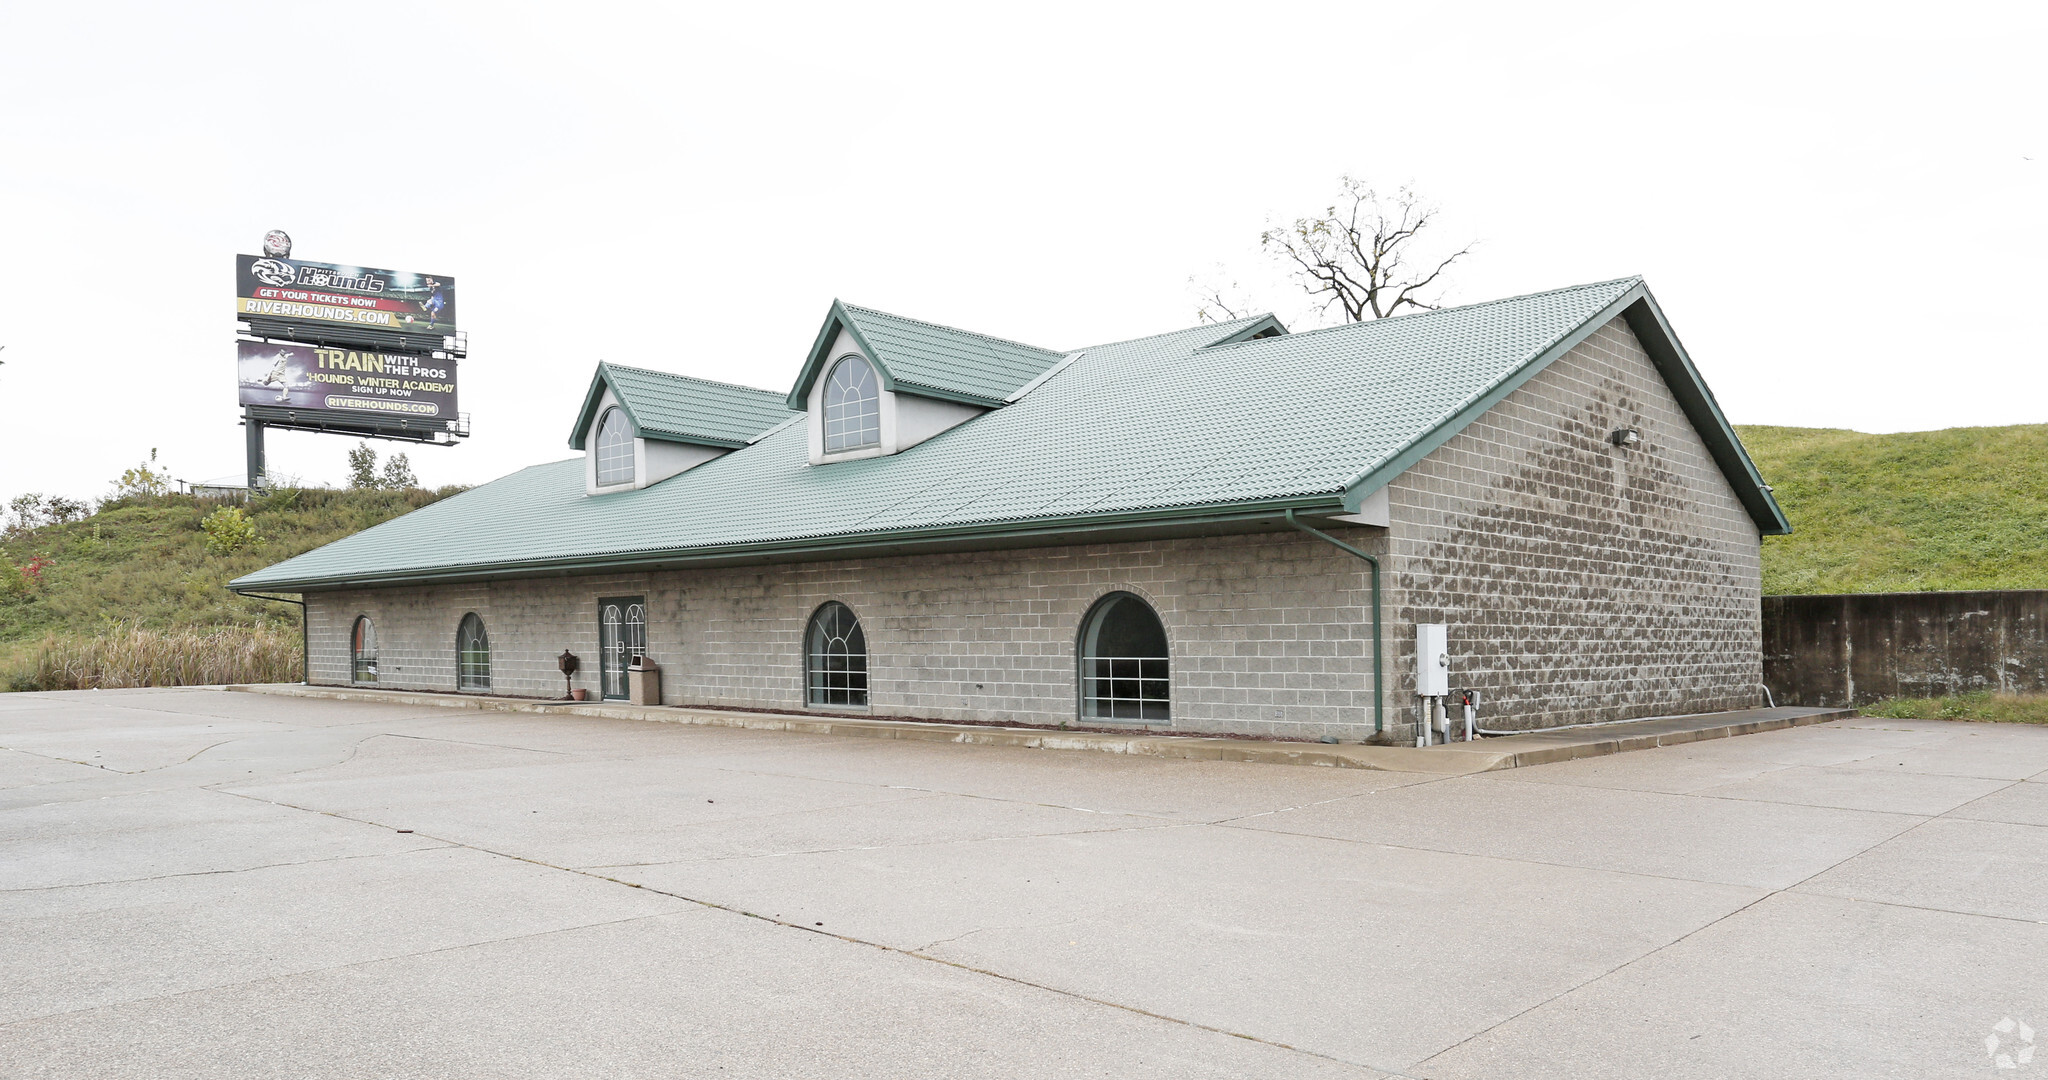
[235,255,456,336]
[237,340,458,421]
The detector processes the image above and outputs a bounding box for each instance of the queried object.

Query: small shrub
[201,506,259,556]
[0,561,27,600]
[45,497,89,524]
[113,449,173,500]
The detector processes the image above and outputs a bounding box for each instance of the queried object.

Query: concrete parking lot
[5,688,2048,1078]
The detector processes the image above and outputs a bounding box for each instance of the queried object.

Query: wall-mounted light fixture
[1609,427,1641,448]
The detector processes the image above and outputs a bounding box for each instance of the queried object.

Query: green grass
[0,486,461,688]
[1737,424,2048,595]
[1862,691,2048,725]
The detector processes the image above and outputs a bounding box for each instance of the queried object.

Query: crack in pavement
[575,818,1195,871]
[0,738,238,776]
[204,787,1404,1077]
[1403,774,2032,1071]
[0,843,459,894]
[0,908,688,1030]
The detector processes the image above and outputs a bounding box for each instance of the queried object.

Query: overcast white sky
[1,1,2041,500]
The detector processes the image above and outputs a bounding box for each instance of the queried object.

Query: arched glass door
[600,597,647,700]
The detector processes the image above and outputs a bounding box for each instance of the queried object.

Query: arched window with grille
[595,406,635,486]
[351,616,378,685]
[599,597,647,700]
[821,355,881,453]
[805,601,868,707]
[1078,592,1169,721]
[456,613,491,693]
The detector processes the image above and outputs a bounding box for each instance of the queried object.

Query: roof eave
[887,381,1007,408]
[227,493,1350,593]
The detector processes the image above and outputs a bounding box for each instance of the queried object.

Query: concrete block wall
[307,528,1387,741]
[307,314,1768,741]
[1380,315,1765,734]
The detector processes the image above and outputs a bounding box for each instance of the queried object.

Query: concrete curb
[224,684,1855,776]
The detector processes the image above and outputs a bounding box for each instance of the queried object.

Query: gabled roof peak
[570,362,794,450]
[787,299,1067,409]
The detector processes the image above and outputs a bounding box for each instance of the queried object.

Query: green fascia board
[787,299,894,409]
[1619,295,1791,535]
[231,493,1348,593]
[568,363,626,450]
[1337,280,1790,536]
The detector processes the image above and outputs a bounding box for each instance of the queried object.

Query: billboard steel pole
[244,410,266,492]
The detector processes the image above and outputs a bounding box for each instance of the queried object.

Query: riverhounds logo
[1990,1018,2035,1068]
[250,259,296,286]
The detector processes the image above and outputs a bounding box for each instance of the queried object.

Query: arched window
[595,406,634,486]
[456,613,491,693]
[1079,592,1169,721]
[822,355,881,452]
[351,616,378,684]
[805,601,868,707]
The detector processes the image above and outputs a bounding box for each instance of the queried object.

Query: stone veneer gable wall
[304,313,1765,741]
[1379,315,1764,731]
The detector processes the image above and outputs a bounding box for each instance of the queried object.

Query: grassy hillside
[1738,424,2048,595]
[1,485,461,689]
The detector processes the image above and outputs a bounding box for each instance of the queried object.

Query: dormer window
[595,406,634,485]
[822,355,881,452]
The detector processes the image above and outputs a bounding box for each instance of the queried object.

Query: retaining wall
[1762,590,2048,706]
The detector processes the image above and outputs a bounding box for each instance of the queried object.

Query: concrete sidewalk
[228,683,1852,775]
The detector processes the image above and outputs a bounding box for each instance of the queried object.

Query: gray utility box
[626,656,661,706]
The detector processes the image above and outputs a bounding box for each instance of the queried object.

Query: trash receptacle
[627,655,661,705]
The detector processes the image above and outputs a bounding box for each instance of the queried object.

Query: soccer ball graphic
[1989,1017,2035,1069]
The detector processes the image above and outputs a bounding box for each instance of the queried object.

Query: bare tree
[1261,176,1474,322]
[1189,273,1252,325]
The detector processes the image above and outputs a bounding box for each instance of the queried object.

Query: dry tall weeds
[5,624,302,691]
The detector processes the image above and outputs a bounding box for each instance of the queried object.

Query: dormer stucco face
[806,327,982,466]
[582,386,725,496]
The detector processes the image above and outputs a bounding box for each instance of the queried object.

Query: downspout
[239,592,307,684]
[1285,509,1384,738]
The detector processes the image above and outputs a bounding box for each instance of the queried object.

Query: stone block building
[235,277,1788,743]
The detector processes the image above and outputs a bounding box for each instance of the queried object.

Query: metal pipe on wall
[1285,509,1385,738]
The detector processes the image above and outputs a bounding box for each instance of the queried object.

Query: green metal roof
[235,277,1786,593]
[569,363,796,450]
[786,300,1068,408]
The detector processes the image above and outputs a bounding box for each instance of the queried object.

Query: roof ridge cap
[840,303,1064,358]
[1076,313,1271,353]
[600,362,787,399]
[1260,276,1646,344]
